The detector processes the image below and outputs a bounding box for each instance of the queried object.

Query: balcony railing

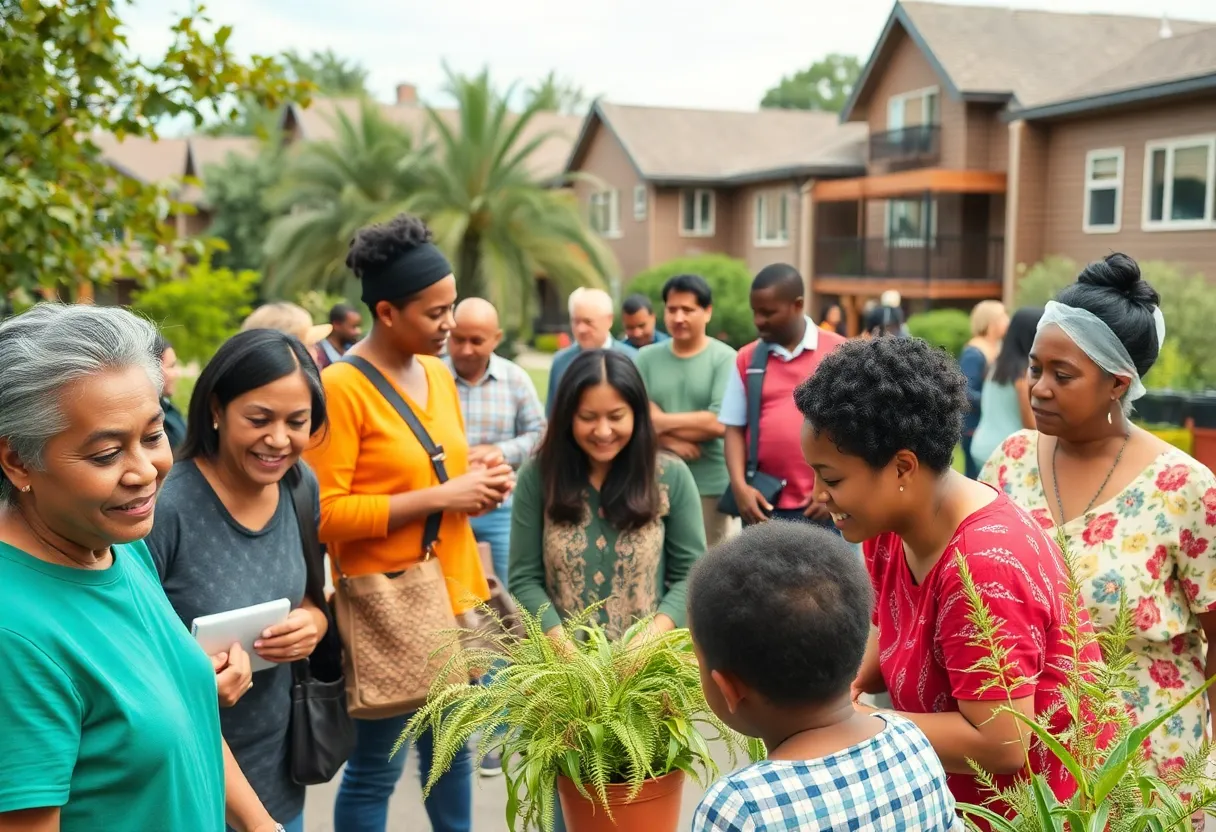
[869,124,941,166]
[815,235,1004,283]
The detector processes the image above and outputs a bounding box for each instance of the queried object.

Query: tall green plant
[403,65,614,335]
[130,262,260,364]
[398,603,760,832]
[627,254,755,347]
[954,535,1216,831]
[263,100,424,297]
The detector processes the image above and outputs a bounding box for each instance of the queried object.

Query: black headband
[360,243,452,306]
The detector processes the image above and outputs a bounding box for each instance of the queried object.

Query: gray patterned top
[146,460,317,825]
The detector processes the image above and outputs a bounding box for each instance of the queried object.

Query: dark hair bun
[345,213,433,277]
[1076,252,1160,309]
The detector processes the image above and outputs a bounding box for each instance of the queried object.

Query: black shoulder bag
[285,463,356,785]
[717,341,786,518]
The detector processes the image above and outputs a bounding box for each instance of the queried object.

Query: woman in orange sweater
[304,213,513,832]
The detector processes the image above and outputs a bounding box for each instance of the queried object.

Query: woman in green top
[0,304,281,832]
[509,349,706,643]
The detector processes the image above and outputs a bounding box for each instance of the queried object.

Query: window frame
[632,184,647,221]
[883,198,938,248]
[886,85,941,131]
[679,188,715,237]
[1141,134,1216,232]
[1082,147,1124,234]
[753,190,791,246]
[589,189,620,238]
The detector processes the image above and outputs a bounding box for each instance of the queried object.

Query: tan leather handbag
[333,356,463,719]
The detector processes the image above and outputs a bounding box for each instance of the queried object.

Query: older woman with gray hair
[0,304,283,832]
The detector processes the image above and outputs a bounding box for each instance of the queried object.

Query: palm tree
[403,66,614,332]
[262,100,423,297]
[524,70,589,115]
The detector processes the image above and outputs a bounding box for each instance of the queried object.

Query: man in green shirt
[636,274,739,546]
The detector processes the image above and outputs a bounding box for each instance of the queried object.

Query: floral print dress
[980,429,1216,779]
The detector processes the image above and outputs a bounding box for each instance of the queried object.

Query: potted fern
[397,602,760,832]
[952,536,1216,831]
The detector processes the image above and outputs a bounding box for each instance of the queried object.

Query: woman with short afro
[795,336,1102,821]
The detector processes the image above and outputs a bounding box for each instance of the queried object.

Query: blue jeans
[469,498,511,582]
[333,713,472,832]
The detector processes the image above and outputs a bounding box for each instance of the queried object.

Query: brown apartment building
[565,102,867,284]
[815,1,1216,333]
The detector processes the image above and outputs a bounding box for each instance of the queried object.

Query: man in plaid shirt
[687,522,962,831]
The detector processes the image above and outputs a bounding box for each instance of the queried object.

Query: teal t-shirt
[636,338,738,497]
[0,538,225,830]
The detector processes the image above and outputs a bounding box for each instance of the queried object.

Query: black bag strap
[744,341,772,480]
[285,462,343,684]
[342,355,447,553]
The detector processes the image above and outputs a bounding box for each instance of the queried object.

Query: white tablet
[191,598,291,674]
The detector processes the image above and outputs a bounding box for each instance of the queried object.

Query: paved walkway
[512,346,555,371]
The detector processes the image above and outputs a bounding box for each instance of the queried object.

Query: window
[589,190,619,237]
[887,87,940,131]
[633,184,647,221]
[1143,136,1216,230]
[1083,148,1123,233]
[885,198,937,247]
[754,190,790,245]
[680,189,714,237]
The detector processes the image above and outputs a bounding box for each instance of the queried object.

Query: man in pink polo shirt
[719,264,845,526]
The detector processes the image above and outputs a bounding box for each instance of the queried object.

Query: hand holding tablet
[192,598,291,674]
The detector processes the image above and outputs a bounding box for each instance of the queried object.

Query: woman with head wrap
[981,253,1216,784]
[304,214,513,832]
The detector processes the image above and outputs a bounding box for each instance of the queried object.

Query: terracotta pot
[556,769,685,832]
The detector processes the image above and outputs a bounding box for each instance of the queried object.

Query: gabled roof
[1009,25,1216,121]
[92,134,190,185]
[566,101,867,186]
[185,137,260,177]
[281,96,582,182]
[842,1,1213,121]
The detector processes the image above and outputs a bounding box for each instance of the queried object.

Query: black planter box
[1138,390,1189,427]
[1190,393,1216,429]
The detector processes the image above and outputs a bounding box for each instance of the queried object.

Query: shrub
[906,308,972,357]
[532,333,562,353]
[131,263,260,364]
[1015,256,1216,390]
[627,254,754,348]
[295,289,354,325]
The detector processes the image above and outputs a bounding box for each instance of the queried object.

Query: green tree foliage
[760,54,862,112]
[0,0,301,301]
[906,308,972,358]
[524,70,589,115]
[201,147,283,272]
[1015,256,1216,389]
[627,254,755,347]
[131,262,260,364]
[266,67,614,335]
[263,100,423,297]
[203,48,369,137]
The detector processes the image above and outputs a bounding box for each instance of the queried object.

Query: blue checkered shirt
[693,714,963,831]
[442,354,546,469]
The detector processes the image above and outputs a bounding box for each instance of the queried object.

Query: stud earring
[213,421,219,430]
[899,485,905,492]
[20,485,30,493]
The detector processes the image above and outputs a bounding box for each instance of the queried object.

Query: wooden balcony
[814,234,1004,298]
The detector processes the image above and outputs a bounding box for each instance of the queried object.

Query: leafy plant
[295,289,353,324]
[760,53,862,112]
[0,0,303,298]
[628,254,755,348]
[953,535,1216,831]
[201,145,284,273]
[131,262,260,364]
[907,308,972,357]
[398,603,760,832]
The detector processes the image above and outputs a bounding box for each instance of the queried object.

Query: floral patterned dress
[980,429,1216,779]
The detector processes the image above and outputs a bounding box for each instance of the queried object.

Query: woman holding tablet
[0,304,280,831]
[147,328,330,832]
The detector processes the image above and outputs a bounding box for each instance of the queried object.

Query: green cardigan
[508,454,705,637]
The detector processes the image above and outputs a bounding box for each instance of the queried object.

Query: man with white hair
[546,287,637,416]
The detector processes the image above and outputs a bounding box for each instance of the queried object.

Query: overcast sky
[128,0,1216,113]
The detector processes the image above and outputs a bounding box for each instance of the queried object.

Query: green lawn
[526,367,550,402]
